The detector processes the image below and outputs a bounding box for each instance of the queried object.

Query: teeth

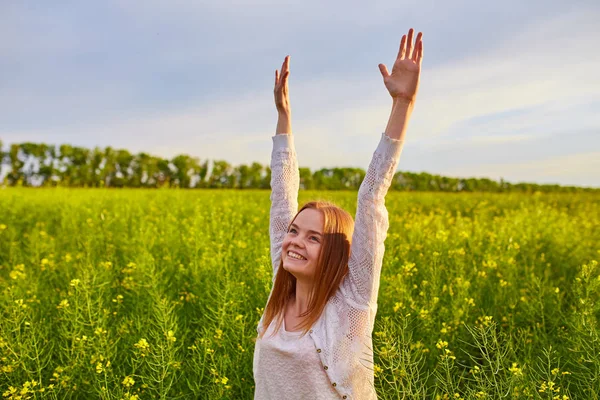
[288,251,306,260]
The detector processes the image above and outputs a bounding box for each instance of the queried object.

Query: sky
[1,0,599,188]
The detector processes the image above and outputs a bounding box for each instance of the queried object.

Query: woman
[253,28,424,400]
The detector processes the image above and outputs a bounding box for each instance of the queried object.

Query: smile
[287,251,307,261]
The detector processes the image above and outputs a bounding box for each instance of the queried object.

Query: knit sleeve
[342,132,405,306]
[269,134,300,281]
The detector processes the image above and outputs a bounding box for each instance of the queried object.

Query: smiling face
[259,200,356,338]
[281,208,324,282]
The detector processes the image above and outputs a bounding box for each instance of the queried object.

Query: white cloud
[413,8,600,138]
[2,3,599,188]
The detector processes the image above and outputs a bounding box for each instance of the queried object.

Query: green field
[0,188,599,399]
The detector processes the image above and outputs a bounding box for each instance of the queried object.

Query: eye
[311,236,320,243]
[289,228,297,234]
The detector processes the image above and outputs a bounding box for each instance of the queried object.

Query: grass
[0,188,598,399]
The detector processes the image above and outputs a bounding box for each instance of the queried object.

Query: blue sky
[1,0,599,187]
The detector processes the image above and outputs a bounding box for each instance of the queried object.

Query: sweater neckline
[282,318,304,338]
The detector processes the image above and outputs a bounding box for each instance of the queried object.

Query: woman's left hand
[378,28,423,103]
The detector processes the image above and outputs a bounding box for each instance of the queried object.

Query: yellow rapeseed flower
[134,338,150,356]
[166,330,176,343]
[113,294,124,304]
[57,299,70,309]
[95,327,107,336]
[393,302,403,312]
[509,363,523,376]
[122,375,135,387]
[9,264,26,280]
[373,364,383,376]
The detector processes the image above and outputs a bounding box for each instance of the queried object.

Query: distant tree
[7,144,26,186]
[171,154,200,188]
[1,141,597,193]
[89,147,105,187]
[341,168,365,190]
[71,147,91,187]
[234,164,251,189]
[112,149,134,188]
[233,162,266,189]
[196,160,209,188]
[312,169,330,190]
[248,162,264,189]
[299,167,313,190]
[39,144,59,187]
[208,160,234,188]
[156,158,173,188]
[141,154,162,187]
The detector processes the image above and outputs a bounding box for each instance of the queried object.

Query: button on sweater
[254,132,405,400]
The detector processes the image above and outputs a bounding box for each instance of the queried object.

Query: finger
[417,39,424,66]
[378,63,389,79]
[281,57,287,75]
[275,70,280,87]
[406,28,414,60]
[283,55,290,74]
[283,71,290,85]
[412,33,422,63]
[397,35,407,60]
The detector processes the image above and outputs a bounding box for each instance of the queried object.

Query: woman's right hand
[274,55,291,115]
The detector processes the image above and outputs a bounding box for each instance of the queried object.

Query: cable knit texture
[254,132,404,399]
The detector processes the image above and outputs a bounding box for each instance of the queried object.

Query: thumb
[378,64,389,79]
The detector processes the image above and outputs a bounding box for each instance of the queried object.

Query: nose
[289,235,304,249]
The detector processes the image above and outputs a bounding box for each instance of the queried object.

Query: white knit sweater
[254,132,405,400]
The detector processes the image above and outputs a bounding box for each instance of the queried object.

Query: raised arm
[269,56,299,280]
[342,28,423,306]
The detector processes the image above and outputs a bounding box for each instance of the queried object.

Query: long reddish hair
[259,200,354,339]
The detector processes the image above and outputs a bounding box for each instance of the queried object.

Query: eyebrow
[290,223,323,237]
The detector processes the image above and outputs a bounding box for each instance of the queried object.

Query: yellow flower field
[0,188,598,399]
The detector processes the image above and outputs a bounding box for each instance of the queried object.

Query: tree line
[0,141,596,193]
